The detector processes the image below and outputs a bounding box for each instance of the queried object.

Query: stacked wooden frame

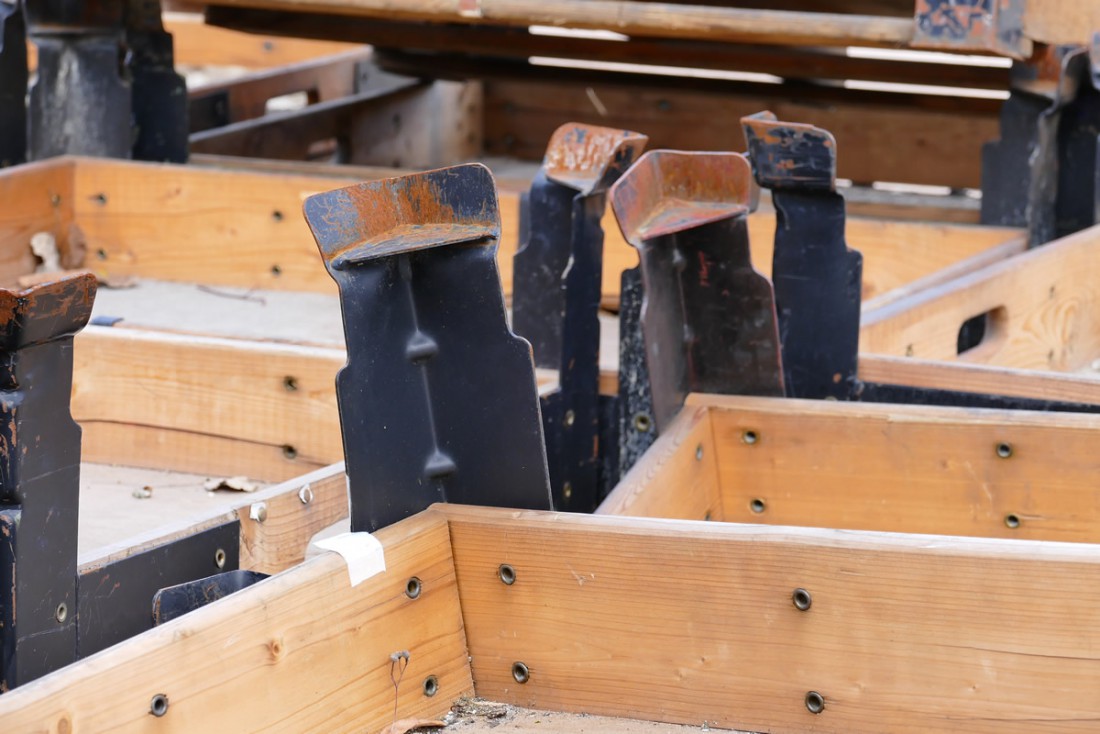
[6,5,1100,732]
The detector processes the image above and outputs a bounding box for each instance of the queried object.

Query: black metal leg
[305,164,552,532]
[0,273,97,691]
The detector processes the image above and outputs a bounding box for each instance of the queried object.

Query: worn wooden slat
[204,0,916,47]
[0,158,1020,318]
[861,236,1027,311]
[860,223,1100,370]
[444,503,1100,733]
[73,327,345,480]
[237,464,349,574]
[596,403,721,521]
[25,14,362,72]
[1,510,472,733]
[483,78,999,189]
[858,354,1100,406]
[188,49,370,129]
[698,393,1100,543]
[0,158,74,285]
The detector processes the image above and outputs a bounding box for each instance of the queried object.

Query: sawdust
[440,698,746,733]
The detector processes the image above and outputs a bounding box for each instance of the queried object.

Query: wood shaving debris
[204,476,260,493]
[378,718,446,734]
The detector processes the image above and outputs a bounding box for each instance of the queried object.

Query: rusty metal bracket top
[0,272,96,691]
[912,0,1029,59]
[305,163,552,532]
[610,150,784,441]
[982,39,1100,246]
[0,0,27,168]
[742,111,863,400]
[512,123,646,512]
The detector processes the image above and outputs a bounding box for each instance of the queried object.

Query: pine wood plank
[698,393,1100,543]
[596,403,721,521]
[72,327,345,480]
[169,13,363,68]
[443,503,1100,734]
[484,79,999,189]
[1,510,473,733]
[858,354,1100,406]
[25,15,363,72]
[28,157,1016,310]
[237,464,349,574]
[860,223,1100,370]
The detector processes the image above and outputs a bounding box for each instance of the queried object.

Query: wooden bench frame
[4,480,1100,732]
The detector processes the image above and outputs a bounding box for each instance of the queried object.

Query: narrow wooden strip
[484,78,999,189]
[861,235,1026,311]
[443,503,1100,733]
[80,421,326,483]
[168,12,363,67]
[56,157,1021,311]
[238,464,349,574]
[858,354,1100,406]
[77,462,348,576]
[72,327,345,478]
[207,0,916,47]
[188,49,370,126]
[596,404,721,521]
[1,510,473,732]
[692,393,1100,543]
[860,223,1100,371]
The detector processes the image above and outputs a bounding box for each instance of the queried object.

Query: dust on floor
[398,698,752,734]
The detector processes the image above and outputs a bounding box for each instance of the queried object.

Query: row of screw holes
[740,431,1022,527]
[499,563,822,710]
[138,433,1022,716]
[87,199,287,275]
[149,573,434,717]
[402,578,441,697]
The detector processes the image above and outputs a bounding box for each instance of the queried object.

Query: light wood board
[445,503,1100,733]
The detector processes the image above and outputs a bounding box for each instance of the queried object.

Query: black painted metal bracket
[305,163,552,532]
[125,0,188,162]
[512,123,646,511]
[732,112,1100,417]
[23,0,187,162]
[610,150,785,449]
[0,1,27,168]
[982,39,1100,246]
[77,522,240,656]
[152,569,268,626]
[742,111,863,400]
[0,271,243,691]
[24,0,133,160]
[0,272,96,691]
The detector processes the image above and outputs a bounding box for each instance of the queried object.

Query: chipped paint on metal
[303,164,501,269]
[542,123,648,195]
[742,110,837,192]
[913,0,1028,58]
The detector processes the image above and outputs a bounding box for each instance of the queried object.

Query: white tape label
[314,532,386,587]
